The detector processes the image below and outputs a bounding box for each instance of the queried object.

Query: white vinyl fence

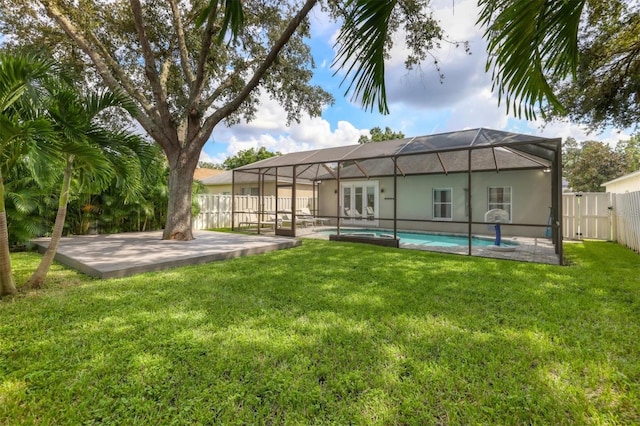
[193,194,314,230]
[563,191,640,253]
[563,192,614,241]
[613,191,640,253]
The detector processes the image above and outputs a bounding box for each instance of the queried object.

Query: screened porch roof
[233,128,560,180]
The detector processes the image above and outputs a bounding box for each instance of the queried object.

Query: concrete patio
[32,231,300,279]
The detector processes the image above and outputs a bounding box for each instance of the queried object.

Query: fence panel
[194,195,314,230]
[193,194,233,229]
[562,192,614,240]
[614,191,640,253]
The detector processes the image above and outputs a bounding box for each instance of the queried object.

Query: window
[241,187,259,196]
[433,188,452,220]
[488,187,512,220]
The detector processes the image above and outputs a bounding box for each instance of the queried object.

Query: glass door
[341,181,378,226]
[342,186,352,220]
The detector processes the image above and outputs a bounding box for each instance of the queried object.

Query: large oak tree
[0,0,442,240]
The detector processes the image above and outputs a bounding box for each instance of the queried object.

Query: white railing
[193,195,315,230]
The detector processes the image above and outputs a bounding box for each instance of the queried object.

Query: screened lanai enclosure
[231,128,563,264]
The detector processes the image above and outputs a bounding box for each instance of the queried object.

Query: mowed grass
[1,240,639,425]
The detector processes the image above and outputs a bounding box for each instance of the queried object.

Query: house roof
[201,170,313,185]
[233,128,560,180]
[200,170,233,185]
[194,168,224,181]
[601,169,640,187]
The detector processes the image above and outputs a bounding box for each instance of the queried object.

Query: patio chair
[345,208,363,220]
[297,207,331,226]
[366,206,375,220]
[281,213,314,228]
[239,210,280,231]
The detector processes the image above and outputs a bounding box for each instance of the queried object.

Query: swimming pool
[318,229,517,248]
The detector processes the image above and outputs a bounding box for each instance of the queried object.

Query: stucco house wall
[318,169,551,237]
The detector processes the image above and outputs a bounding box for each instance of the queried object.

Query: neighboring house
[201,170,315,197]
[233,128,563,240]
[194,168,224,182]
[602,170,640,193]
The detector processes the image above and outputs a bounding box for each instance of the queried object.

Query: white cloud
[207,92,367,160]
[446,89,511,131]
[198,150,223,165]
[201,0,635,165]
[521,119,633,146]
[337,0,493,115]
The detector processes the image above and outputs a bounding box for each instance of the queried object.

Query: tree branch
[40,1,175,152]
[198,0,319,145]
[202,74,236,109]
[41,1,153,112]
[193,1,220,104]
[129,0,178,143]
[169,0,196,85]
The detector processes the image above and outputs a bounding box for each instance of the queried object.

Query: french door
[341,181,378,225]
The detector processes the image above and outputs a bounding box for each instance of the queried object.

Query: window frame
[487,186,512,222]
[241,187,259,196]
[432,187,453,221]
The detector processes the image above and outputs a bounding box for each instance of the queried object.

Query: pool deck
[32,227,560,280]
[296,227,561,265]
[32,231,301,279]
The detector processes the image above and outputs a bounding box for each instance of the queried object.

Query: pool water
[320,229,517,248]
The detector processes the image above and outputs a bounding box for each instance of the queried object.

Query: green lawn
[1,240,639,424]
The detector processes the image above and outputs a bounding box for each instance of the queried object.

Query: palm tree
[199,0,583,118]
[332,0,586,117]
[0,52,56,296]
[3,159,58,247]
[26,85,145,288]
[477,0,586,119]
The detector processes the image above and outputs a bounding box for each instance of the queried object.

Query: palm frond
[196,0,245,44]
[478,0,586,118]
[332,0,397,114]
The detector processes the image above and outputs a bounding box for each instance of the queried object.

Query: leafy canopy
[358,126,404,144]
[562,137,640,192]
[223,147,280,170]
[543,1,640,131]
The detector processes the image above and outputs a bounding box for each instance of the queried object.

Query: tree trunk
[163,149,200,241]
[0,170,17,296]
[25,156,73,289]
[0,212,16,296]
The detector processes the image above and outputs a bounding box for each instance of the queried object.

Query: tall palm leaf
[0,52,56,296]
[196,0,245,43]
[4,159,59,247]
[26,85,144,288]
[333,0,586,118]
[478,0,586,119]
[333,0,396,114]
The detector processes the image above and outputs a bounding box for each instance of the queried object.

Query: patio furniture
[297,207,331,226]
[238,211,280,231]
[345,208,363,220]
[366,206,375,220]
[281,213,315,228]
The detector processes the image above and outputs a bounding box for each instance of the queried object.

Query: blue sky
[200,0,632,165]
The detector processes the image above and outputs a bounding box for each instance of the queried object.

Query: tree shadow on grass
[0,240,638,424]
